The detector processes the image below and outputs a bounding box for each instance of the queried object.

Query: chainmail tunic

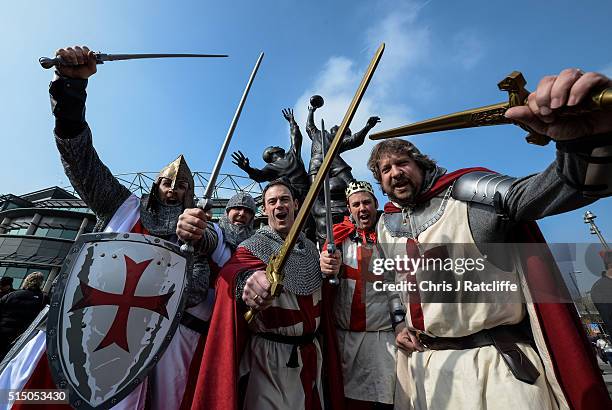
[239,226,322,295]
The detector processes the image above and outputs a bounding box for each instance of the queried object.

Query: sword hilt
[180,197,213,254]
[39,54,105,69]
[497,71,551,146]
[244,255,284,323]
[326,242,339,285]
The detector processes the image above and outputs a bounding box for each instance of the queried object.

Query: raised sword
[181,52,264,253]
[369,71,612,146]
[321,118,339,285]
[244,43,385,323]
[39,52,228,69]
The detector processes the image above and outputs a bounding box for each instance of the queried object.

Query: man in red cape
[319,180,397,409]
[191,179,343,410]
[366,68,612,409]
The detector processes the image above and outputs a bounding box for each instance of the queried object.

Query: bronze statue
[307,95,380,244]
[232,108,310,203]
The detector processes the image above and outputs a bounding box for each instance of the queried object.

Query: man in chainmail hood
[218,192,257,251]
[0,46,227,410]
[190,179,345,410]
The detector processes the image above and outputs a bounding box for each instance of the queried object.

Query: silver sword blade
[322,118,339,285]
[180,52,264,254]
[102,53,228,61]
[39,52,228,69]
[202,51,264,201]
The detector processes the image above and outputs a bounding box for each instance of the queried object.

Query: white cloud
[293,1,433,182]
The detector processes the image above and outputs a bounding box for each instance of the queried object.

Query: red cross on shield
[46,232,189,409]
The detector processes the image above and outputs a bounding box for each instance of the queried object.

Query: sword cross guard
[498,71,550,146]
[497,71,529,108]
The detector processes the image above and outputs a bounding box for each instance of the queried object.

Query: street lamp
[584,211,610,250]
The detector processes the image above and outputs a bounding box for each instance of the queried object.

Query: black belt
[180,312,209,335]
[258,332,317,368]
[418,323,541,385]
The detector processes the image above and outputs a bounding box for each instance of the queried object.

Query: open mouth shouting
[391,177,416,198]
[274,209,289,224]
[357,211,372,227]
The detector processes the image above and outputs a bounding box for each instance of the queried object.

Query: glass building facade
[0,174,263,292]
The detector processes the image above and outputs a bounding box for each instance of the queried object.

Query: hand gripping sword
[369,71,612,145]
[321,118,339,285]
[39,52,228,69]
[244,43,385,323]
[180,52,264,253]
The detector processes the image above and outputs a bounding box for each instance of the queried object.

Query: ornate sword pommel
[39,57,59,69]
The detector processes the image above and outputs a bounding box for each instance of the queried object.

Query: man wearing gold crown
[0,46,225,410]
[320,180,397,409]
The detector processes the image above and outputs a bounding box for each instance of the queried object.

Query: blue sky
[1,0,611,291]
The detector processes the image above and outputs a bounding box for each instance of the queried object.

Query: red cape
[385,167,610,409]
[190,247,345,410]
[327,216,377,248]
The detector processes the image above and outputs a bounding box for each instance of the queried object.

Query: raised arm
[503,69,612,220]
[306,105,319,141]
[282,108,303,153]
[340,116,380,152]
[231,151,277,182]
[51,46,130,220]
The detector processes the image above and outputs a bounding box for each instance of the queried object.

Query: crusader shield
[46,232,190,409]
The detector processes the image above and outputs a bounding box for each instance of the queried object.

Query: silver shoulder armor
[452,171,516,208]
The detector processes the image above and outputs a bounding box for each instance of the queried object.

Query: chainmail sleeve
[55,128,131,222]
[50,74,130,222]
[195,222,219,256]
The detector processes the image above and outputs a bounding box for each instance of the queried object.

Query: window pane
[36,228,49,237]
[60,229,77,240]
[5,267,28,279]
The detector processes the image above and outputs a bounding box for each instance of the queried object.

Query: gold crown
[345,180,375,198]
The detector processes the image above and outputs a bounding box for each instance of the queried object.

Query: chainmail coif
[218,214,254,252]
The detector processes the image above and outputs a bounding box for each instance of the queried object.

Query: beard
[386,177,418,207]
[218,215,254,250]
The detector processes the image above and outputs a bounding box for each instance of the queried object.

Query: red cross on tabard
[403,240,449,331]
[343,244,375,331]
[70,255,174,353]
[259,294,321,332]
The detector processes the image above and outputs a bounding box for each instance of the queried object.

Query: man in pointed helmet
[0,45,227,410]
